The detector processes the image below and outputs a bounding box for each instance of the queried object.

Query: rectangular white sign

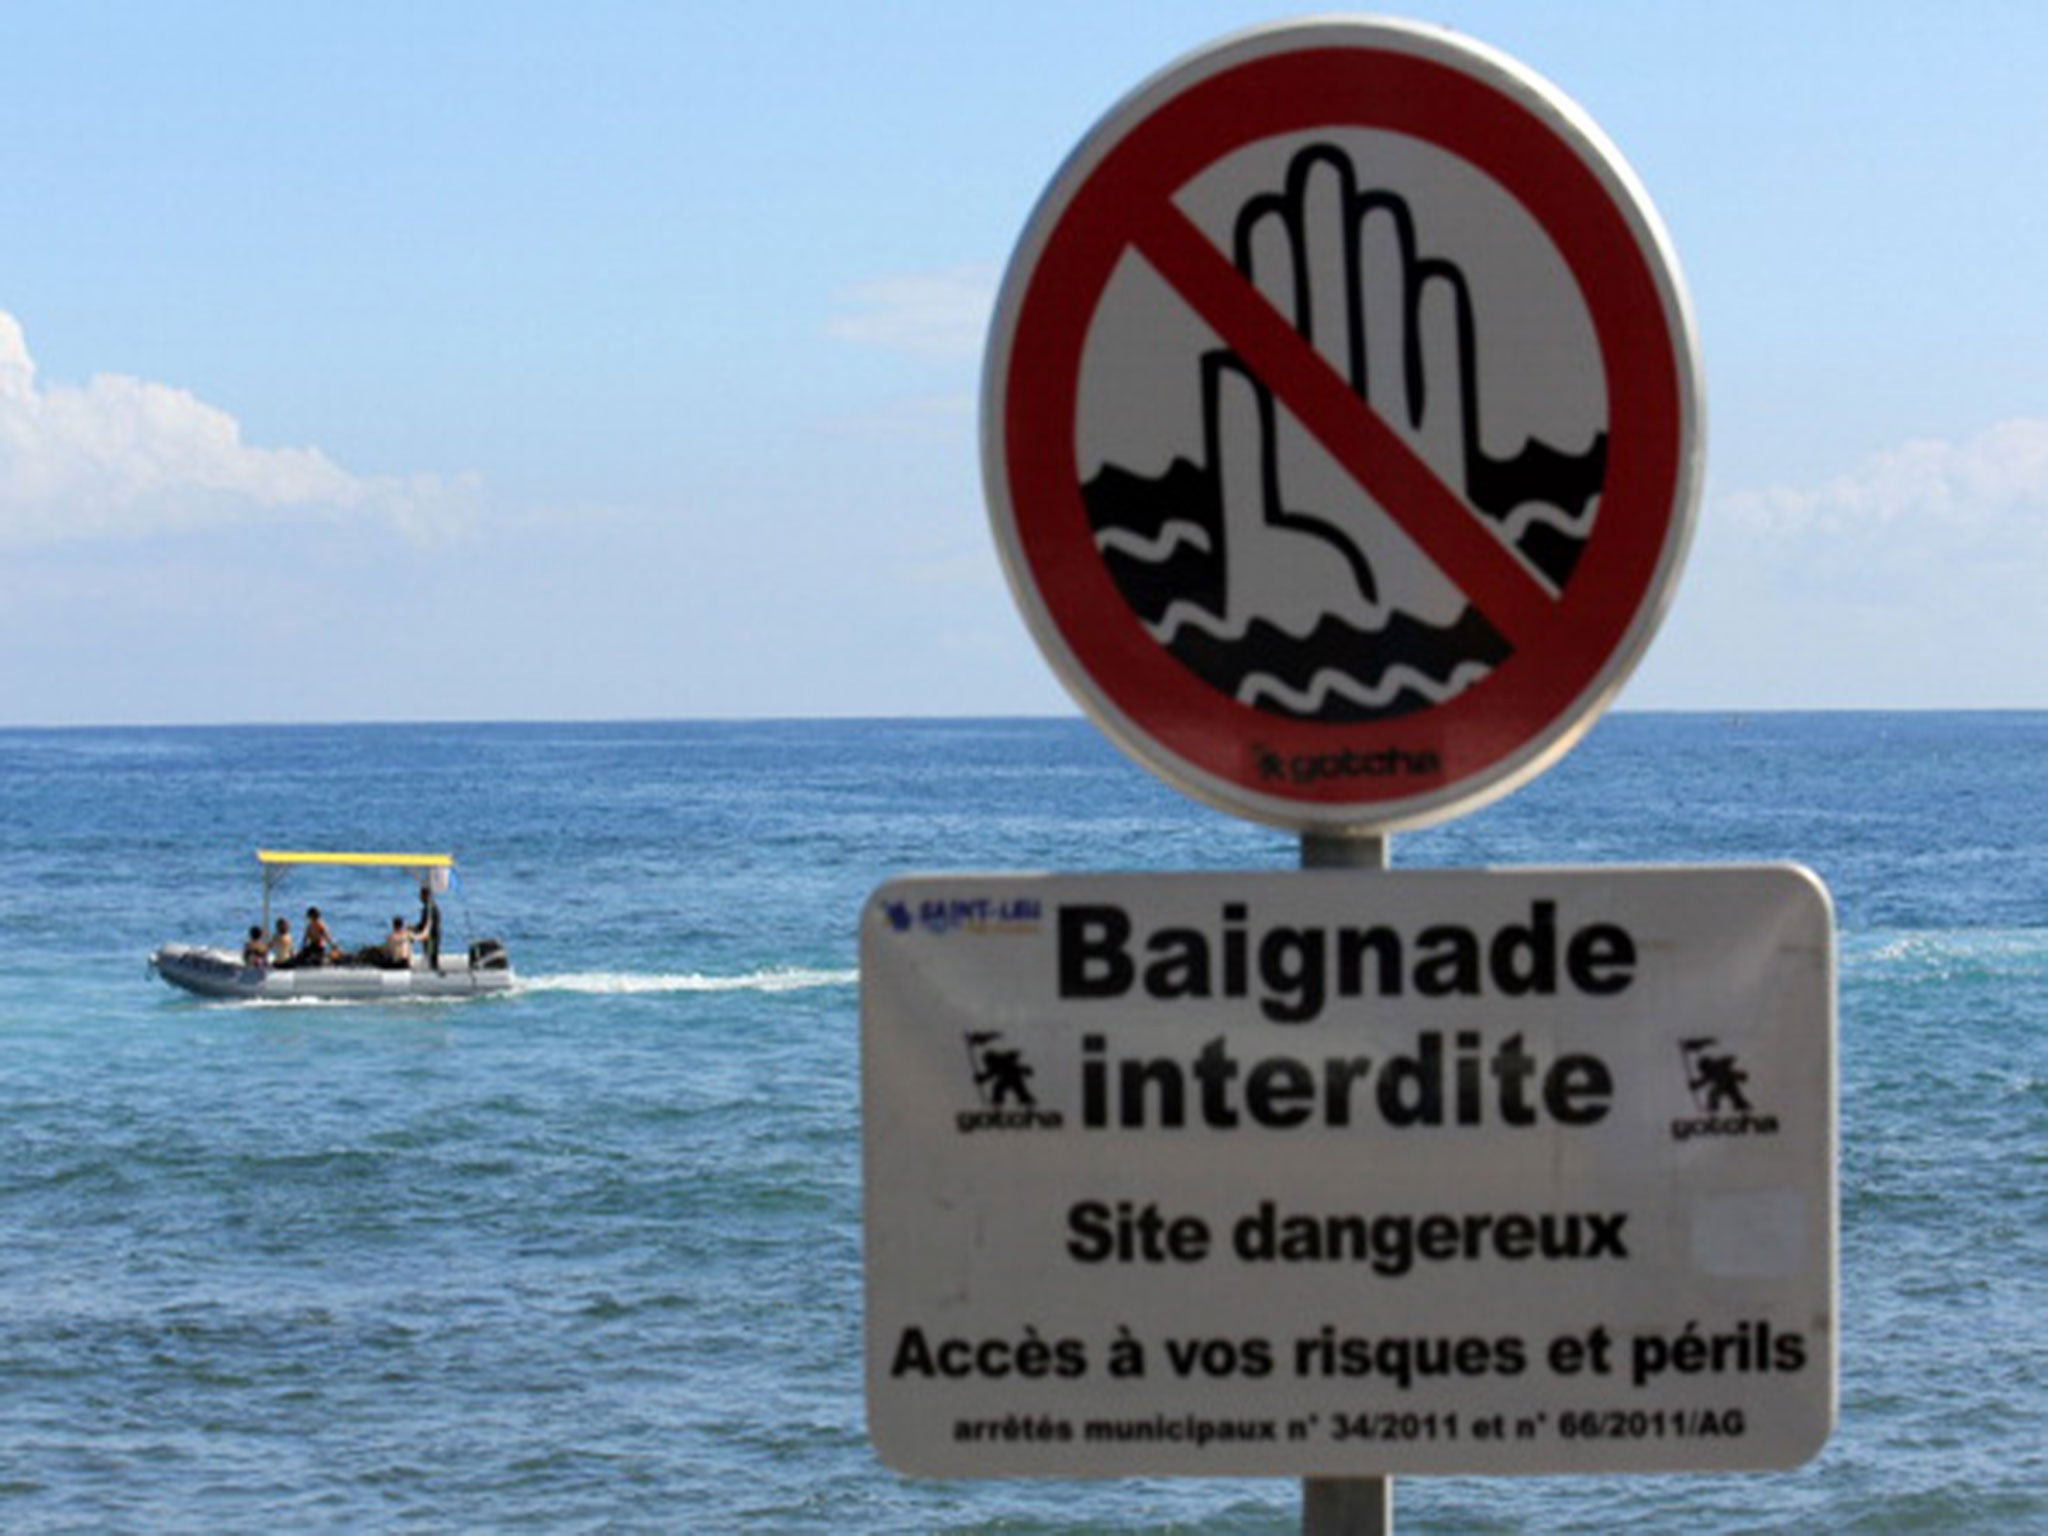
[862,866,1835,1478]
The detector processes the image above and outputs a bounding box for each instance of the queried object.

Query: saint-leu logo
[956,1030,1063,1134]
[1672,1036,1781,1141]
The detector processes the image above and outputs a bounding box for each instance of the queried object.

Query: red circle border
[996,42,1691,815]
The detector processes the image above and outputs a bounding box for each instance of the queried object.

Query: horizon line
[3,704,2044,734]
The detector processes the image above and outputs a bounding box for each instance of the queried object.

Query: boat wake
[520,967,858,996]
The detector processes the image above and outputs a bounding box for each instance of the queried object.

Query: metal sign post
[1301,827,1390,1534]
[1304,1474,1393,1536]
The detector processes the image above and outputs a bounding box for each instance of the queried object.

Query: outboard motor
[468,938,509,971]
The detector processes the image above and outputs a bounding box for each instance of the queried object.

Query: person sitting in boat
[270,917,295,965]
[380,916,414,970]
[289,906,338,967]
[242,925,270,969]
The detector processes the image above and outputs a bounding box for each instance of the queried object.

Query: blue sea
[0,713,2040,1532]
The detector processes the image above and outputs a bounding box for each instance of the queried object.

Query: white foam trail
[1094,521,1213,562]
[1237,660,1492,714]
[521,967,858,996]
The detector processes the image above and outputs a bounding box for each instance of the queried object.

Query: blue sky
[2,1,2045,725]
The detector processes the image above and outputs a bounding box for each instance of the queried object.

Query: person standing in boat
[415,882,442,971]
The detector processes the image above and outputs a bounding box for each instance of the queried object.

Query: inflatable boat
[149,849,514,1001]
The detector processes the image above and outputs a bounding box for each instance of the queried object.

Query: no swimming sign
[983,19,1703,832]
[863,868,1836,1478]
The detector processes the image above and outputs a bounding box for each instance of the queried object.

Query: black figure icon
[965,1031,1038,1109]
[1681,1037,1754,1114]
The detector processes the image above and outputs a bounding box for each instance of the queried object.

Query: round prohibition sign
[984,20,1703,832]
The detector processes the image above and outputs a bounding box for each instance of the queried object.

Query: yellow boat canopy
[257,850,455,870]
[256,851,457,921]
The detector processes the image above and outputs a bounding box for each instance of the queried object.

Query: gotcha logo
[1253,742,1443,786]
[957,1031,1064,1134]
[1672,1037,1781,1142]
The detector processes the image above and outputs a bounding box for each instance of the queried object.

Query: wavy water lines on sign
[1094,522,1215,563]
[1143,596,1500,709]
[1240,658,1497,715]
[1496,497,1605,565]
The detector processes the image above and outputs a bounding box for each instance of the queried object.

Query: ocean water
[0,712,2040,1532]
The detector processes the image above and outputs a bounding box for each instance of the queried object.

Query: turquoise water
[0,714,2041,1531]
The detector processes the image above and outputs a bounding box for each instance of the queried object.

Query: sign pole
[1300,833,1388,871]
[1299,828,1391,1535]
[1303,1476,1392,1536]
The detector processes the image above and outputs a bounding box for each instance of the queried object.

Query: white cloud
[0,310,479,545]
[826,263,998,363]
[1720,417,2048,551]
[1628,421,2048,708]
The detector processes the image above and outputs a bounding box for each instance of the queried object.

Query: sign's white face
[864,868,1835,1479]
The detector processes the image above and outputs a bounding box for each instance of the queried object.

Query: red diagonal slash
[1130,198,1559,652]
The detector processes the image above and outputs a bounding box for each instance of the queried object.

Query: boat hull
[149,944,515,1001]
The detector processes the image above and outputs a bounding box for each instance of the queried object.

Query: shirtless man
[381,916,414,969]
[298,906,339,966]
